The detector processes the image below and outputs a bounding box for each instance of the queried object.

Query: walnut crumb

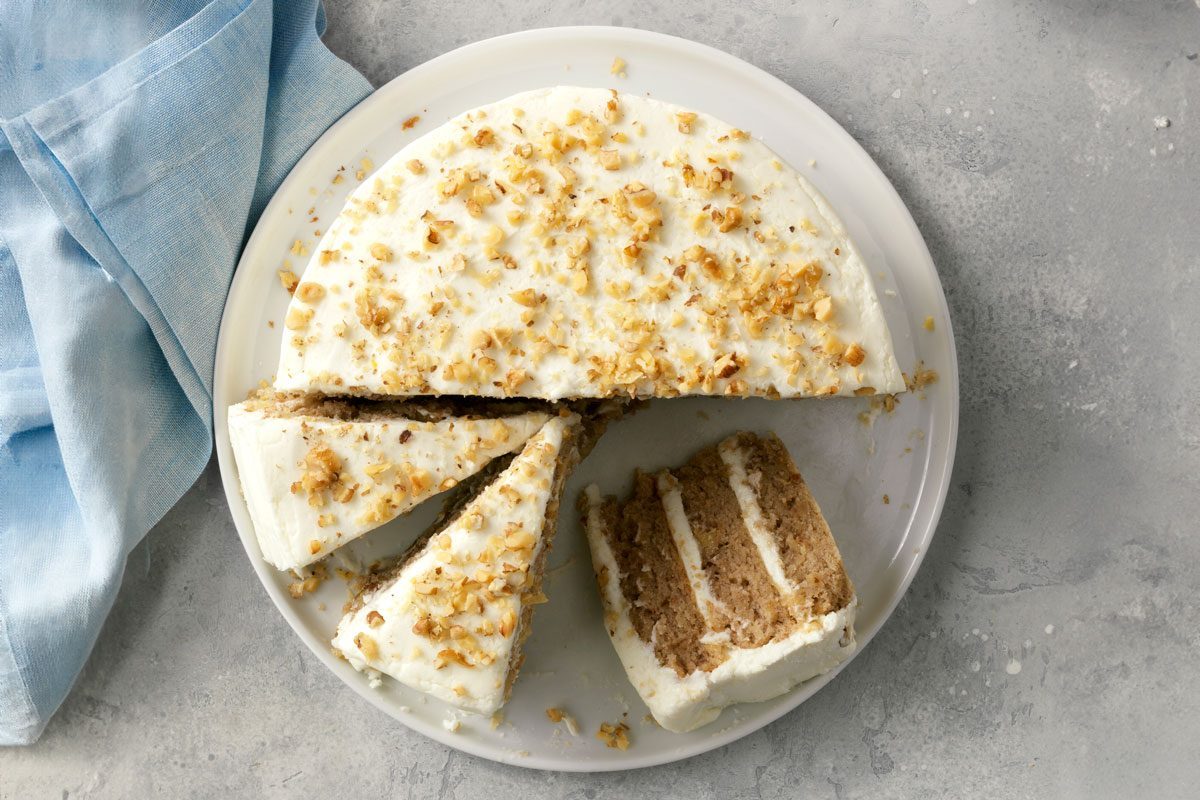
[402,115,421,130]
[596,721,630,750]
[546,707,580,735]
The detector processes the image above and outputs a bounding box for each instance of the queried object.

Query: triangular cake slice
[332,413,582,714]
[581,431,857,732]
[275,86,903,400]
[227,392,551,572]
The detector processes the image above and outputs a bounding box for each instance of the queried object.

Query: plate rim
[213,24,960,772]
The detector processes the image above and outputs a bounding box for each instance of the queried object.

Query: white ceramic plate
[214,26,958,771]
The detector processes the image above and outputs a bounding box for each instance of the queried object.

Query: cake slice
[581,432,857,732]
[274,86,903,400]
[332,413,583,714]
[227,392,551,572]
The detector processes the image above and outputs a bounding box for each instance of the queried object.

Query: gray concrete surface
[4,1,1200,797]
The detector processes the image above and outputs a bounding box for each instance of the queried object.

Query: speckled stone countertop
[3,2,1198,797]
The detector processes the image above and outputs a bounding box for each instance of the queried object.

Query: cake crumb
[546,707,579,735]
[402,115,421,130]
[610,56,627,78]
[286,562,328,598]
[596,721,630,750]
[882,494,890,504]
[278,269,299,293]
[807,158,817,167]
[443,715,462,733]
[1153,115,1170,129]
[907,362,939,392]
[923,315,935,331]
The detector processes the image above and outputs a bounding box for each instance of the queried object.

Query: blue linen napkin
[0,0,371,745]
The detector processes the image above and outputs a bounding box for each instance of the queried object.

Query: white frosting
[226,402,549,571]
[654,472,730,627]
[717,438,798,597]
[582,439,858,733]
[275,86,902,400]
[332,415,575,714]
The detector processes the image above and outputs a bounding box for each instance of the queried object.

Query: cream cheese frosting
[582,434,857,733]
[331,414,577,715]
[275,86,903,400]
[227,400,550,572]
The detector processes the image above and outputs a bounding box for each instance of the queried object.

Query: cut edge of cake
[227,391,554,572]
[581,431,857,732]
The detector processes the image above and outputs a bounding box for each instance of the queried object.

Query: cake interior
[244,389,634,427]
[590,431,854,677]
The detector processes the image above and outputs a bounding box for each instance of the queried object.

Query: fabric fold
[0,0,372,745]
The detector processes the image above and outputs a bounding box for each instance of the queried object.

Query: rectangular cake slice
[331,413,583,714]
[581,431,857,732]
[227,392,550,571]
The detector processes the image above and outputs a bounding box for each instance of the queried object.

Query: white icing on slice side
[654,471,731,629]
[717,438,798,598]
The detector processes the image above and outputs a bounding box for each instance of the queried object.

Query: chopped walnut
[843,343,866,367]
[354,632,379,660]
[406,159,425,174]
[295,282,325,304]
[596,721,630,750]
[284,307,312,330]
[277,270,299,293]
[473,127,495,147]
[509,288,544,307]
[598,149,621,170]
[717,205,743,232]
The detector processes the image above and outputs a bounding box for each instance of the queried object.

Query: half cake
[581,431,857,732]
[275,86,903,400]
[227,392,550,572]
[331,413,582,715]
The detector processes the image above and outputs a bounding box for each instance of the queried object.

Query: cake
[273,86,903,401]
[581,431,857,732]
[227,392,551,572]
[331,413,582,714]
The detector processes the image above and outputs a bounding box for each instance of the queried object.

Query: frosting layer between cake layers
[583,432,857,732]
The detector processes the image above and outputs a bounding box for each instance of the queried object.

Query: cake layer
[582,432,857,732]
[275,86,903,400]
[227,394,550,572]
[332,413,581,714]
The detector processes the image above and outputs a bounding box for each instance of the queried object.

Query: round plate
[214,26,958,771]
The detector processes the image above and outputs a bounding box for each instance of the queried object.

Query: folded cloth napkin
[0,0,371,744]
